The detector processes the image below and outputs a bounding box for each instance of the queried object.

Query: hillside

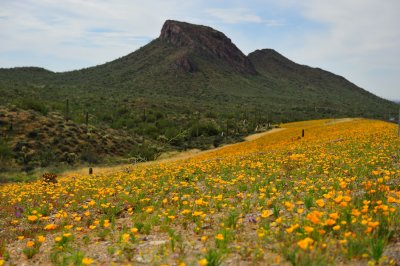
[0,20,398,170]
[0,106,164,176]
[248,49,394,116]
[0,119,399,265]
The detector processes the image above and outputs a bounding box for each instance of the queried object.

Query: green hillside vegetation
[0,106,164,181]
[0,20,398,174]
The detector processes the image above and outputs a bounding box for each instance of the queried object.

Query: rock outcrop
[160,20,256,74]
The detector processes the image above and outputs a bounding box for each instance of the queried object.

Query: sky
[0,0,399,101]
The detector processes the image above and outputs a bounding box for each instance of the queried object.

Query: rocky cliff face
[160,20,256,74]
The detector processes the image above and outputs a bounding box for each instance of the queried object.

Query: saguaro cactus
[65,99,70,121]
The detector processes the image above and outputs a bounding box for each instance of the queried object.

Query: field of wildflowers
[0,118,399,265]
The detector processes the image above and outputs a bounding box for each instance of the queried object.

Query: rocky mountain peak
[160,20,256,74]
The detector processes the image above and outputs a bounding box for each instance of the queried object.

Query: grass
[204,249,224,266]
[0,118,398,265]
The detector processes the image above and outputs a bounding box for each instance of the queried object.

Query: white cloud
[299,0,399,59]
[205,8,263,24]
[282,0,400,100]
[205,8,284,27]
[264,19,285,27]
[0,0,198,70]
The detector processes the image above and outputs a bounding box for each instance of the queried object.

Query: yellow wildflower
[44,224,57,230]
[261,209,273,218]
[304,226,314,233]
[37,235,46,243]
[329,212,339,220]
[26,240,35,247]
[316,199,325,207]
[333,225,341,231]
[325,219,336,226]
[27,215,38,222]
[122,233,130,243]
[297,237,314,250]
[334,195,343,203]
[82,257,94,265]
[215,234,224,241]
[198,258,208,266]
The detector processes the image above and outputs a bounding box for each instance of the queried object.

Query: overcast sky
[0,0,399,101]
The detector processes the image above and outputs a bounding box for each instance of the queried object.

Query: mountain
[0,20,398,171]
[248,49,394,116]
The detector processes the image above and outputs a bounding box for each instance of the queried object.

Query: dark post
[89,167,93,175]
[85,112,89,127]
[302,129,305,138]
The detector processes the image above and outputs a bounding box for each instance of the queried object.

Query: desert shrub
[156,119,173,130]
[0,139,14,170]
[125,118,137,129]
[61,152,78,165]
[155,112,164,120]
[111,118,127,129]
[80,149,99,164]
[18,98,49,115]
[26,130,39,139]
[190,121,220,137]
[213,135,223,147]
[141,124,160,138]
[35,148,56,167]
[129,144,158,161]
[205,111,217,118]
[116,107,129,116]
[100,114,113,123]
[165,127,185,146]
[145,114,156,123]
[0,139,13,160]
[165,127,179,140]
